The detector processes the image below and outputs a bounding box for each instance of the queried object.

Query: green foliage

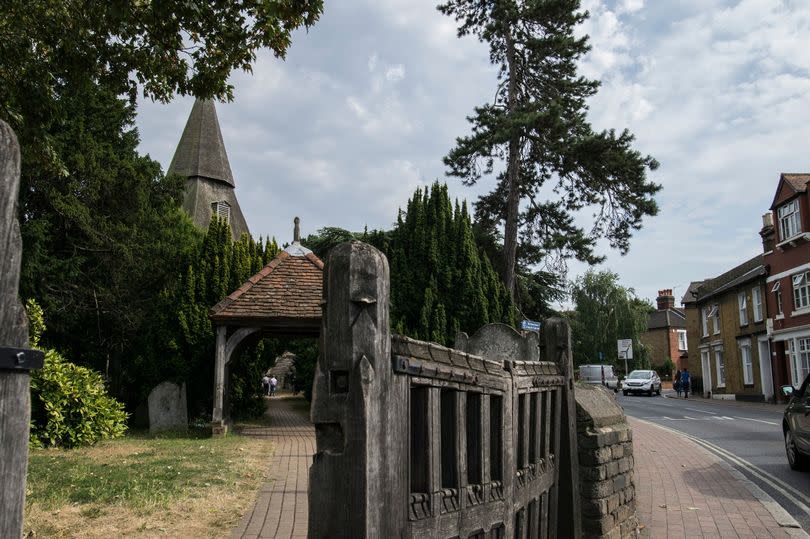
[288,340,319,402]
[1,0,323,176]
[568,270,651,370]
[439,0,660,295]
[659,358,676,380]
[136,218,280,419]
[27,300,127,448]
[19,83,200,397]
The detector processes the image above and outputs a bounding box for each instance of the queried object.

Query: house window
[740,344,753,385]
[211,201,231,224]
[773,281,783,315]
[794,338,810,386]
[708,304,721,334]
[701,307,709,337]
[778,199,801,241]
[793,272,810,310]
[677,330,687,351]
[738,292,748,325]
[715,349,725,387]
[752,287,763,322]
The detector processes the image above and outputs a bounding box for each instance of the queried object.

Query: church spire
[168,99,235,187]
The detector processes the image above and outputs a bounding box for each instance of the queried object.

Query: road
[618,391,810,533]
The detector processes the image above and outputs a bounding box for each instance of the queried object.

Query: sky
[135,0,810,309]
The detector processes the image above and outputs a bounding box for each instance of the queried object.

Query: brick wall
[576,383,637,538]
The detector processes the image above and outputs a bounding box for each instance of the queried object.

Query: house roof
[168,99,235,188]
[694,254,765,303]
[647,308,686,330]
[681,281,706,306]
[209,242,324,330]
[770,173,810,210]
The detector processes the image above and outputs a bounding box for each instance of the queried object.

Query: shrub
[27,299,128,448]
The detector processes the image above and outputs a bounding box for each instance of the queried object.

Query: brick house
[682,256,770,401]
[763,173,810,398]
[638,289,687,373]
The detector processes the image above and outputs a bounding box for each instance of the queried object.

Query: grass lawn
[24,428,275,538]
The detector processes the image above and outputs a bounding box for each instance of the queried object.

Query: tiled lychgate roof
[695,254,764,303]
[210,243,323,328]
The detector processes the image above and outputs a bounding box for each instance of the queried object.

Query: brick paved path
[231,394,314,539]
[630,417,798,538]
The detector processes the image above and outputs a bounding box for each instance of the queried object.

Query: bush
[657,359,676,380]
[27,299,128,448]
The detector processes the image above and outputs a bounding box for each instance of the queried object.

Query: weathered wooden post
[0,120,44,536]
[544,317,582,538]
[308,241,407,538]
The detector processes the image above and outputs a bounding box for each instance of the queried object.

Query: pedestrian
[674,369,682,397]
[680,368,691,399]
[269,375,278,397]
[261,374,271,396]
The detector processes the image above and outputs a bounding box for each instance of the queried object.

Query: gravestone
[148,381,188,433]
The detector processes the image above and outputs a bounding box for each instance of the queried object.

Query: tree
[567,270,651,372]
[439,0,660,298]
[19,82,200,390]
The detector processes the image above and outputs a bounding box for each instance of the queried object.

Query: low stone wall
[575,383,638,538]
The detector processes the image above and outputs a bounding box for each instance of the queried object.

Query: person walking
[269,375,278,397]
[674,369,682,397]
[680,368,691,399]
[261,374,271,396]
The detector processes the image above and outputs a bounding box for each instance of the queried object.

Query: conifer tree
[439,0,660,298]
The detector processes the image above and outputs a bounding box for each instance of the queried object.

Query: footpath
[231,392,806,538]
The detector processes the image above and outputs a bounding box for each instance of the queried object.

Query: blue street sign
[520,319,541,332]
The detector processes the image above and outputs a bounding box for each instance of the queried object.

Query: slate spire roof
[209,218,323,333]
[168,99,235,187]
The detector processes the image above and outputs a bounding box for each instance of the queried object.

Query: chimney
[760,212,775,252]
[656,289,675,311]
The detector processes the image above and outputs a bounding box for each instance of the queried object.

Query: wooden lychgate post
[0,120,44,536]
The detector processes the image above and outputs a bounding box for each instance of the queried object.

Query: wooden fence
[308,241,580,539]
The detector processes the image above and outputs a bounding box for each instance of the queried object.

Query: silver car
[622,369,662,396]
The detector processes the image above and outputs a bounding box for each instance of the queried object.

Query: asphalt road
[618,391,810,533]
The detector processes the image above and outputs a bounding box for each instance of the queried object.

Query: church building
[168,99,250,240]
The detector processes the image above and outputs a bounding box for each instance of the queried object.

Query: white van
[579,364,619,392]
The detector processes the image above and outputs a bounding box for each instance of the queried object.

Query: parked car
[579,364,619,392]
[781,373,810,470]
[622,370,661,396]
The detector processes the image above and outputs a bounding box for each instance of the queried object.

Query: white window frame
[778,199,801,241]
[677,330,687,351]
[715,349,726,387]
[793,271,810,310]
[708,304,721,335]
[752,286,763,322]
[738,292,748,325]
[740,343,753,385]
[795,338,810,387]
[773,280,783,315]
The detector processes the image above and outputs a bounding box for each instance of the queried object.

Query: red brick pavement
[230,394,314,539]
[631,417,801,539]
[230,394,804,538]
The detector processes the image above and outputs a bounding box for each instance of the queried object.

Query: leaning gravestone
[148,381,188,433]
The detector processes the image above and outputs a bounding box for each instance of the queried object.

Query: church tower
[168,99,250,240]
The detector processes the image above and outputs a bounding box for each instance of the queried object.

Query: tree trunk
[503,28,521,300]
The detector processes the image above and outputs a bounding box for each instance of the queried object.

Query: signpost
[617,339,633,377]
[521,319,541,332]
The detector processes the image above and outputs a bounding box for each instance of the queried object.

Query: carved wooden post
[0,120,44,536]
[308,241,407,538]
[544,317,582,538]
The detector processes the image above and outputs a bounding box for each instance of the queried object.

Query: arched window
[211,201,231,224]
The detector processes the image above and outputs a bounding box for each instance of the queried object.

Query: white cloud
[385,64,406,83]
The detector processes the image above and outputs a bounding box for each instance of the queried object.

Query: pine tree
[439,0,660,298]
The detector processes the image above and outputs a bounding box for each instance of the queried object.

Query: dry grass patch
[24,430,275,538]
